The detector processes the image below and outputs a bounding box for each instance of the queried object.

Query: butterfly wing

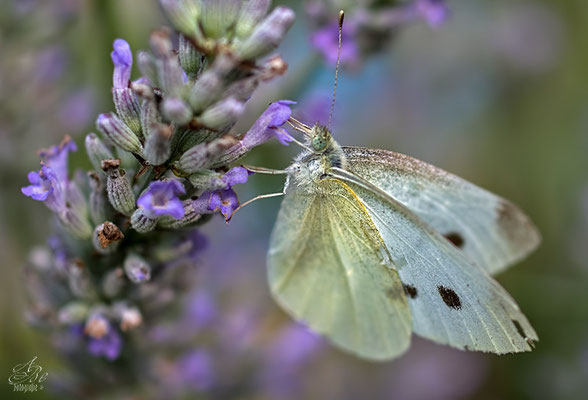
[331,168,538,353]
[267,178,412,361]
[342,147,540,275]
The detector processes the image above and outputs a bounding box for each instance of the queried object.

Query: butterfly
[239,10,540,361]
[263,121,540,361]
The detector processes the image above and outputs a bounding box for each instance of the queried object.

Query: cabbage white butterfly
[246,11,540,361]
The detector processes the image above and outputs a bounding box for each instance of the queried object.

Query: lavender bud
[159,0,201,37]
[140,100,160,138]
[88,172,112,225]
[188,70,224,113]
[92,221,124,254]
[130,208,158,233]
[186,170,225,190]
[236,6,296,60]
[124,254,152,283]
[235,0,271,38]
[137,51,159,87]
[150,30,184,97]
[179,34,203,78]
[84,313,110,339]
[162,97,193,125]
[158,198,206,229]
[85,133,114,173]
[199,0,241,39]
[144,123,173,165]
[60,207,94,240]
[131,81,155,100]
[198,97,245,131]
[58,302,89,325]
[96,113,143,155]
[68,261,97,300]
[112,88,142,135]
[188,55,234,112]
[102,159,136,216]
[176,135,238,174]
[151,28,173,55]
[102,268,125,298]
[114,304,143,331]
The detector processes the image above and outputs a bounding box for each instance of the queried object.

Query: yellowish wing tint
[267,178,412,361]
[343,146,540,275]
[330,168,538,354]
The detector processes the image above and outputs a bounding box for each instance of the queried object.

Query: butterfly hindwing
[267,178,412,361]
[343,147,540,275]
[331,168,538,354]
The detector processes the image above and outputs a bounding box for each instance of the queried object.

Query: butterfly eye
[311,135,327,151]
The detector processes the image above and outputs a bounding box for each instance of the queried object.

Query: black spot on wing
[403,284,418,299]
[437,286,462,309]
[512,319,537,349]
[444,232,464,248]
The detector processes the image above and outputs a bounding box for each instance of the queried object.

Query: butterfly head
[309,124,334,153]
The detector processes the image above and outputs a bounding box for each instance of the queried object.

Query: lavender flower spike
[137,180,187,219]
[111,39,133,89]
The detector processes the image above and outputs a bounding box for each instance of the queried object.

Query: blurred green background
[1,0,587,399]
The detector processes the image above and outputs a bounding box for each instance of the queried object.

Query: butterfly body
[267,124,540,361]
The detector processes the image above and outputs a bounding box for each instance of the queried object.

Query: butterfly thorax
[285,125,347,194]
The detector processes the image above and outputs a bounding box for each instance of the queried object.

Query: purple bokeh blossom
[87,329,123,361]
[177,350,215,392]
[137,180,186,219]
[259,323,323,397]
[311,19,359,66]
[416,0,449,28]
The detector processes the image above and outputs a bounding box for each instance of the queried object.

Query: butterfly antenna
[328,10,344,128]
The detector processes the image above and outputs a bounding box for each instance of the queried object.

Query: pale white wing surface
[331,168,538,353]
[343,147,540,275]
[267,178,412,361]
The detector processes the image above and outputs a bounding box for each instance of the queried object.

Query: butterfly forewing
[342,147,540,275]
[267,178,412,361]
[332,170,538,354]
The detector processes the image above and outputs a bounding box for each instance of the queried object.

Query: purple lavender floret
[200,166,254,220]
[21,169,53,201]
[208,188,240,220]
[241,100,296,148]
[111,38,133,89]
[21,137,77,213]
[221,166,252,187]
[137,179,186,219]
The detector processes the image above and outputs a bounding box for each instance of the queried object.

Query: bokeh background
[1,0,587,399]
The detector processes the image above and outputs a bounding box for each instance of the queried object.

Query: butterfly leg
[242,165,289,175]
[228,191,285,221]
